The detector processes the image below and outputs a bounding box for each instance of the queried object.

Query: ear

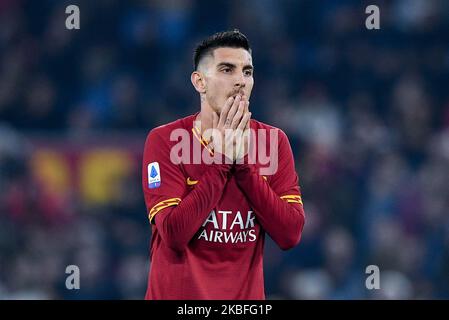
[191,71,206,94]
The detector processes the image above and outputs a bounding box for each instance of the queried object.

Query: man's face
[201,47,254,114]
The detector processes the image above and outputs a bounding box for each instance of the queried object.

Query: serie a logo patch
[148,162,161,189]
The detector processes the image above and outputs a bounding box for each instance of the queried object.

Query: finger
[218,97,235,128]
[230,100,245,129]
[240,95,247,111]
[245,101,250,129]
[237,112,251,132]
[224,95,241,127]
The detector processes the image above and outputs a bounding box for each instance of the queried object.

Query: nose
[234,72,246,90]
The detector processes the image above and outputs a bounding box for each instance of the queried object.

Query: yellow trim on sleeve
[280,195,302,199]
[280,195,303,205]
[285,199,302,204]
[148,198,181,222]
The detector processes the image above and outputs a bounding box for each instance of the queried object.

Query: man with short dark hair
[142,29,305,299]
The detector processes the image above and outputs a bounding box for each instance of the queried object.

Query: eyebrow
[216,62,253,70]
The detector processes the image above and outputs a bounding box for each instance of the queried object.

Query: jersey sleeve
[269,129,303,206]
[233,128,305,250]
[142,129,186,224]
[142,127,234,251]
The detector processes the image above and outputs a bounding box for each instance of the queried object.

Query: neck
[195,99,214,134]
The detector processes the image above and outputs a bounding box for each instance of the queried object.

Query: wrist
[234,159,257,176]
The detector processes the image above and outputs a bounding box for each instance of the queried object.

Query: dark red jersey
[142,113,305,299]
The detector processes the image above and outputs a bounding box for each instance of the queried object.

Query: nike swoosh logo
[186,177,198,185]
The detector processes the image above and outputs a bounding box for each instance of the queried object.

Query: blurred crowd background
[1,0,449,299]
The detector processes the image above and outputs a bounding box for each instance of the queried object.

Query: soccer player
[142,30,305,299]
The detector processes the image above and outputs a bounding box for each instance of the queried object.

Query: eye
[222,68,231,73]
[244,70,253,76]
